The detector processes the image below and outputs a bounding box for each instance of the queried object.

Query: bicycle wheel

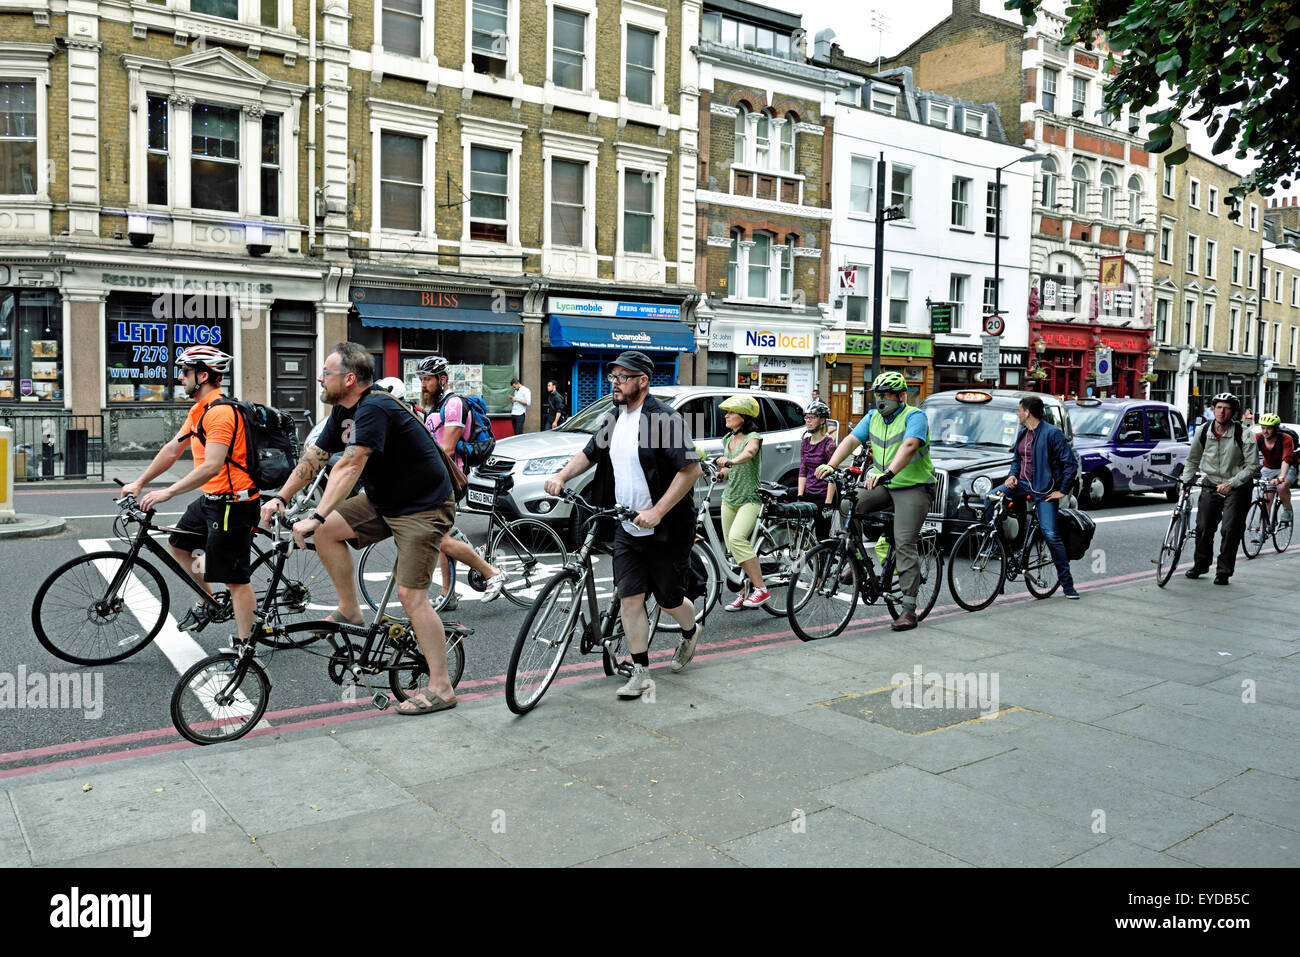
[357,538,455,620]
[1155,510,1185,587]
[787,541,858,642]
[506,571,583,714]
[946,525,1007,612]
[247,544,341,647]
[487,519,569,607]
[1241,501,1267,560]
[756,521,816,618]
[388,626,466,701]
[1272,496,1292,553]
[650,539,723,634]
[1022,528,1061,599]
[33,552,170,665]
[171,653,270,745]
[885,531,943,621]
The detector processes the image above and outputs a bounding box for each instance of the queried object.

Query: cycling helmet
[416,355,449,378]
[376,376,407,401]
[1259,412,1282,427]
[719,394,760,417]
[870,370,909,393]
[1211,392,1241,414]
[177,345,233,376]
[805,400,831,418]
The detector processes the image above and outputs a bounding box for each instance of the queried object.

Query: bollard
[0,426,15,519]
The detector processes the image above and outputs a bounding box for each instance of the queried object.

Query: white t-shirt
[511,385,531,416]
[610,406,653,536]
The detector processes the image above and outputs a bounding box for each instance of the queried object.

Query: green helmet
[870,371,909,394]
[1259,412,1282,427]
[720,394,760,417]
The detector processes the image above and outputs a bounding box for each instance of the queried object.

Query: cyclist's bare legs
[740,556,763,590]
[620,593,651,655]
[169,545,214,598]
[230,582,255,640]
[660,598,696,631]
[311,513,366,622]
[439,536,500,597]
[399,585,455,700]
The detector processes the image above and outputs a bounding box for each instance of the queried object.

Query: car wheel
[1079,470,1109,509]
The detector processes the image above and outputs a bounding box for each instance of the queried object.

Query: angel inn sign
[936,346,1028,370]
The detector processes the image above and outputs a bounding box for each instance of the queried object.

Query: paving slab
[817,765,1105,867]
[412,760,672,866]
[573,674,751,733]
[1118,680,1300,738]
[1052,640,1231,687]
[1200,667,1300,710]
[1094,624,1297,663]
[575,832,744,868]
[255,800,506,867]
[1098,704,1300,778]
[698,662,864,717]
[943,749,1229,851]
[1195,770,1300,832]
[975,650,1168,698]
[335,713,530,788]
[49,818,270,868]
[721,807,971,867]
[1166,815,1300,868]
[569,740,830,847]
[183,736,413,835]
[0,796,30,867]
[454,693,665,764]
[1058,839,1202,868]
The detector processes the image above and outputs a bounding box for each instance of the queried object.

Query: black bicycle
[786,467,942,641]
[32,482,334,665]
[1242,476,1293,558]
[946,481,1061,611]
[170,521,470,745]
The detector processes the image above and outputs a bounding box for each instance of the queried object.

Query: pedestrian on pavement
[260,342,459,715]
[715,394,771,611]
[1243,409,1256,428]
[121,346,258,644]
[1183,392,1261,585]
[983,394,1081,598]
[509,376,531,435]
[545,379,566,430]
[798,399,837,543]
[816,371,936,630]
[544,351,702,697]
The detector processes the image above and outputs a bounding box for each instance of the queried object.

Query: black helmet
[1211,392,1241,414]
[416,355,449,378]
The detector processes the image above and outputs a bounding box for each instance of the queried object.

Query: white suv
[465,386,812,543]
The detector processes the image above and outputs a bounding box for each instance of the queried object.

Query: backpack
[1058,507,1096,561]
[196,398,300,492]
[439,391,496,468]
[1197,419,1243,448]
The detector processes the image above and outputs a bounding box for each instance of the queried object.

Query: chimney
[953,0,982,18]
[813,28,835,61]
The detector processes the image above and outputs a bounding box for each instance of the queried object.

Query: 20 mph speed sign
[983,314,1005,336]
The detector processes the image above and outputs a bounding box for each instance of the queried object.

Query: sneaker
[616,664,653,698]
[741,587,772,608]
[439,592,459,612]
[670,624,701,673]
[1062,585,1080,599]
[482,572,507,603]
[1213,574,1230,586]
[178,598,222,633]
[724,593,747,612]
[1283,509,1293,523]
[217,636,249,654]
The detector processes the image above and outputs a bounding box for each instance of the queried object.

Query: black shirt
[315,386,451,516]
[545,390,566,422]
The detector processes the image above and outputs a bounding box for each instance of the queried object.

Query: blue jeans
[984,484,1074,588]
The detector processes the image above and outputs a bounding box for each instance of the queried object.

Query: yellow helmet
[719,394,760,417]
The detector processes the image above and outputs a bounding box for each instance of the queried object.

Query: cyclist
[714,394,769,611]
[1255,413,1294,527]
[121,346,258,642]
[816,370,935,631]
[1183,392,1261,585]
[260,342,459,715]
[798,399,837,543]
[543,350,702,696]
[416,355,506,606]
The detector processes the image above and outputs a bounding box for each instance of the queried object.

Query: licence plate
[467,488,494,508]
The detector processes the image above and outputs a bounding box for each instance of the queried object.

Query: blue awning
[354,302,522,333]
[549,314,695,353]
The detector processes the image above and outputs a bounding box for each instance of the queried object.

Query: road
[0,484,1224,775]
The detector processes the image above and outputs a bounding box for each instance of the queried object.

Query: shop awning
[354,302,522,333]
[548,314,695,353]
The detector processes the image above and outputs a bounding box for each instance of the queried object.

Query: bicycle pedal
[616,662,634,678]
[371,692,391,711]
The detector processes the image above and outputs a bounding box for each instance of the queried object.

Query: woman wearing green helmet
[1256,413,1294,524]
[715,393,771,610]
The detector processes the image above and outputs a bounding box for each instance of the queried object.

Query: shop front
[933,345,1028,392]
[0,278,63,405]
[707,320,818,403]
[546,298,694,414]
[1185,354,1259,421]
[841,332,934,402]
[1028,322,1153,399]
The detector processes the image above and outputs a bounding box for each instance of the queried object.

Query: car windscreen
[926,404,1022,449]
[557,391,673,435]
[1071,408,1119,437]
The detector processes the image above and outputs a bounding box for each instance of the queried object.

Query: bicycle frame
[693,463,813,592]
[827,470,901,603]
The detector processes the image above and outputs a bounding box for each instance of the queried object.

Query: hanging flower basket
[1029,368,1048,380]
[1140,372,1158,383]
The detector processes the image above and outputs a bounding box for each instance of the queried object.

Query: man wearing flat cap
[545,351,703,697]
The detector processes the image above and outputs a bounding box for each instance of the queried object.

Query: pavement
[2,543,1297,869]
[0,461,187,538]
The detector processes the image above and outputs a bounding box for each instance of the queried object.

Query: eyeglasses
[320,368,346,378]
[607,373,646,383]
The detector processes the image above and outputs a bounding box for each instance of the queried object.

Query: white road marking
[61,511,184,520]
[1092,509,1183,524]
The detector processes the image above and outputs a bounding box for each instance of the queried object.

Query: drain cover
[821,682,1009,735]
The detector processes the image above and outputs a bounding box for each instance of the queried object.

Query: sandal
[394,688,457,715]
[324,610,366,626]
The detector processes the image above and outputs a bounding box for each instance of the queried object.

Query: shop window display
[0,290,63,402]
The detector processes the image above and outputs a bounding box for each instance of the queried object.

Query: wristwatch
[270,494,288,506]
[310,511,326,524]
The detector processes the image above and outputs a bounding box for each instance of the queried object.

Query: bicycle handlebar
[558,487,639,523]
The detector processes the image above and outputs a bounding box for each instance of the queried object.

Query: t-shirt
[611,407,654,536]
[1258,431,1295,470]
[316,386,451,517]
[850,406,930,446]
[183,390,258,497]
[425,393,468,471]
[545,390,566,423]
[800,433,836,497]
[721,431,762,507]
[1017,429,1034,480]
[510,386,531,417]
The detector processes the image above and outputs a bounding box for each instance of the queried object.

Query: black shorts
[612,527,692,609]
[169,496,259,585]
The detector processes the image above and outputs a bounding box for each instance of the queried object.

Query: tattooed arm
[315,444,371,517]
[260,443,330,524]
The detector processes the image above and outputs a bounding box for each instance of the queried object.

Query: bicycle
[170,519,471,745]
[786,467,942,641]
[504,489,719,715]
[1150,469,1223,586]
[1242,476,1293,558]
[946,480,1063,612]
[32,481,334,666]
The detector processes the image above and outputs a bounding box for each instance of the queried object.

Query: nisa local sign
[744,328,812,351]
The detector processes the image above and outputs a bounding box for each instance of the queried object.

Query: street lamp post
[1257,240,1296,414]
[992,153,1048,389]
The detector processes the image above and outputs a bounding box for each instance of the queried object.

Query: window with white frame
[1208,185,1218,215]
[379,131,423,231]
[549,158,585,247]
[1202,302,1213,349]
[748,232,770,299]
[382,0,423,57]
[146,94,168,205]
[983,277,999,317]
[191,0,281,27]
[622,168,655,254]
[1127,175,1142,224]
[469,145,510,242]
[1159,226,1172,263]
[1071,76,1087,115]
[964,110,985,135]
[1041,156,1058,207]
[1248,252,1257,287]
[1155,297,1169,345]
[1184,299,1195,345]
[850,156,873,214]
[1186,233,1198,274]
[190,102,241,212]
[1071,161,1088,215]
[1262,265,1270,295]
[1249,204,1258,230]
[0,78,39,196]
[1042,67,1058,112]
[1232,247,1241,284]
[927,102,949,128]
[1291,326,1298,365]
[985,181,1005,234]
[1205,239,1216,279]
[1228,305,1238,351]
[949,274,969,331]
[1100,167,1116,219]
[1162,162,1173,198]
[733,108,746,164]
[471,0,509,77]
[551,7,587,90]
[624,25,656,105]
[951,176,970,229]
[891,164,912,220]
[754,111,770,168]
[1293,276,1299,306]
[260,112,280,217]
[1276,268,1284,302]
[1188,177,1200,209]
[728,230,793,303]
[779,116,794,171]
[1273,322,1280,360]
[845,264,870,325]
[727,229,740,295]
[870,88,897,116]
[1244,310,1254,354]
[733,108,797,174]
[889,269,909,325]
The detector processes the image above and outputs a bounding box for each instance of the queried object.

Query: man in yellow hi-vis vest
[816,371,935,631]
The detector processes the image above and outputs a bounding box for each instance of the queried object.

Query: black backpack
[1058,507,1097,561]
[197,398,301,491]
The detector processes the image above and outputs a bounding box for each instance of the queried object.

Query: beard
[612,381,645,408]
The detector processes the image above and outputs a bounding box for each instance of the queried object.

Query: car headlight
[971,475,993,496]
[522,455,571,476]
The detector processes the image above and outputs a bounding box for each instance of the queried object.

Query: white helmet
[376,376,407,401]
[177,345,233,376]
